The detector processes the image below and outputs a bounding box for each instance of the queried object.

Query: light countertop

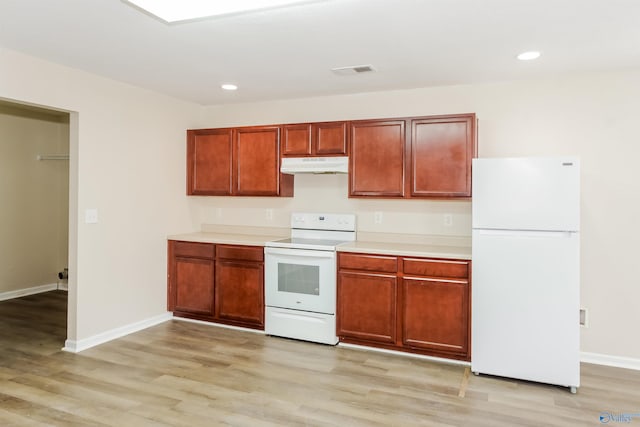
[336,240,471,260]
[168,231,471,260]
[167,232,285,247]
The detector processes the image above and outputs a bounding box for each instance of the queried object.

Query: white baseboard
[57,310,640,371]
[0,283,65,301]
[338,342,471,367]
[62,312,173,353]
[581,352,640,371]
[172,315,266,335]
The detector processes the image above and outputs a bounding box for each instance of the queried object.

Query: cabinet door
[337,271,397,344]
[410,115,475,197]
[172,256,215,317]
[187,129,233,195]
[234,126,281,196]
[402,277,469,356]
[215,260,264,329]
[350,120,405,197]
[282,124,312,156]
[315,121,348,155]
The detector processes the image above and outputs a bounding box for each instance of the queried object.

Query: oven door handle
[264,247,336,259]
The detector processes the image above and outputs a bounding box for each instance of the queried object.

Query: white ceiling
[1,0,639,105]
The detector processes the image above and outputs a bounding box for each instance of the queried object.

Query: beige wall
[196,70,640,360]
[0,47,201,341]
[0,104,69,293]
[2,44,639,362]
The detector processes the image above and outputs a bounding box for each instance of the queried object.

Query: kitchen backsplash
[190,175,471,238]
[190,174,472,242]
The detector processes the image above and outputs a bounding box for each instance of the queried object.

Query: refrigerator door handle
[476,229,574,238]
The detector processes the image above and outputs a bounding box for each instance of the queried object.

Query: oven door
[264,247,336,314]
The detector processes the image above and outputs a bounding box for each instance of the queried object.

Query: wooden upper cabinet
[187,126,292,197]
[235,126,281,196]
[410,114,476,197]
[349,120,406,197]
[282,121,348,157]
[315,122,348,155]
[282,124,312,156]
[188,113,475,199]
[187,129,233,195]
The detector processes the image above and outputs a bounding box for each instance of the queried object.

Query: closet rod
[36,154,69,161]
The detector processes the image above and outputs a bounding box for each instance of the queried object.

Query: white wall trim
[0,283,64,301]
[62,312,173,353]
[172,315,266,335]
[581,352,640,371]
[338,342,471,367]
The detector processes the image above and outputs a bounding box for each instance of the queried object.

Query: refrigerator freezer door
[471,229,580,388]
[472,157,580,231]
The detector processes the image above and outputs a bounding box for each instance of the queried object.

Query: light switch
[85,208,98,224]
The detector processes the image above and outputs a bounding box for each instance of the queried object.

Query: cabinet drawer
[172,241,215,259]
[402,258,468,279]
[339,253,398,273]
[216,245,264,262]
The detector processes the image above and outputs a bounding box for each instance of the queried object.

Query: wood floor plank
[0,390,109,427]
[458,367,470,397]
[2,290,640,426]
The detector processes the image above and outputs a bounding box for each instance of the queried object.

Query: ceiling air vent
[331,64,376,76]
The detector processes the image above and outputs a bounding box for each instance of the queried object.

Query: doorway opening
[0,99,71,351]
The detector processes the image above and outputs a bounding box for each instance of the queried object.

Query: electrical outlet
[216,207,223,218]
[580,308,588,327]
[444,214,453,227]
[85,208,98,224]
[374,211,383,224]
[266,209,274,221]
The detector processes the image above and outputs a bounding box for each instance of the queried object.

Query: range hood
[281,156,348,174]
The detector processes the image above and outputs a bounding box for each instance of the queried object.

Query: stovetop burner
[265,212,356,251]
[266,237,350,251]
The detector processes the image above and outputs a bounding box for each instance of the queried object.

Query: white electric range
[264,212,356,345]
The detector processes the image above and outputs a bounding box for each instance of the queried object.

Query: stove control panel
[291,212,356,232]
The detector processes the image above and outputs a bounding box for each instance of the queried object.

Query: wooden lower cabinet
[173,256,215,316]
[215,245,264,329]
[337,271,397,344]
[402,277,469,355]
[168,241,264,330]
[337,252,470,361]
[168,241,215,318]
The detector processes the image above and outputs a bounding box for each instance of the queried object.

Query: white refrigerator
[471,157,580,393]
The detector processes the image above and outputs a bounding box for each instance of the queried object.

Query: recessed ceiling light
[125,0,326,23]
[221,84,238,91]
[517,51,541,61]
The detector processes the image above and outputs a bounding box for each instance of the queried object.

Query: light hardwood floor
[1,291,639,426]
